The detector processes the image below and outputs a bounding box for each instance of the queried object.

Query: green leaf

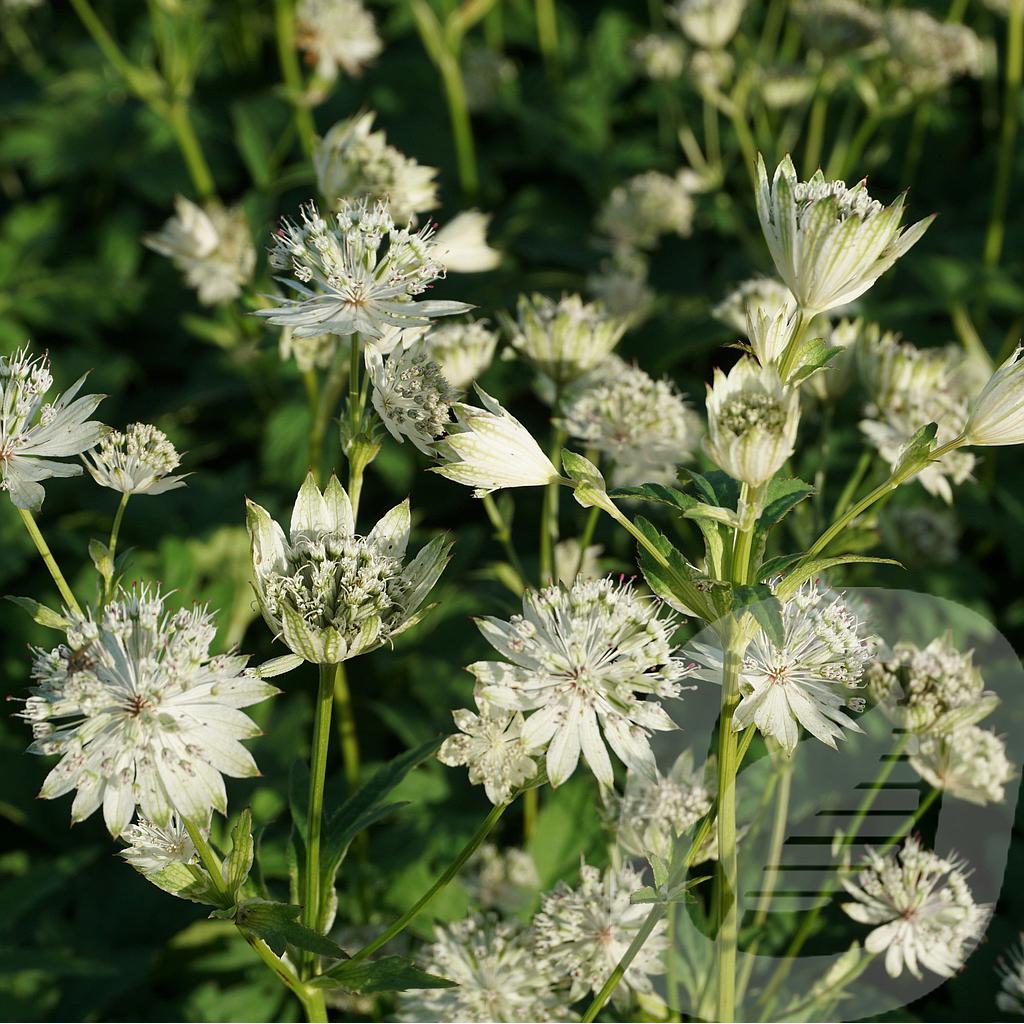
[679,468,740,510]
[732,584,785,647]
[611,482,698,512]
[224,809,254,899]
[232,102,273,188]
[755,478,816,539]
[893,422,938,478]
[787,339,842,384]
[633,517,705,618]
[234,900,348,960]
[88,538,113,583]
[311,955,455,993]
[561,449,606,508]
[5,595,69,629]
[776,555,902,601]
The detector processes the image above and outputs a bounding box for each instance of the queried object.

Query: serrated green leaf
[311,954,455,993]
[756,478,816,538]
[776,555,902,601]
[235,900,348,960]
[224,809,254,899]
[88,537,113,582]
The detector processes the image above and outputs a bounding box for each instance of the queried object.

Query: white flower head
[964,347,1024,447]
[120,814,196,875]
[465,844,541,915]
[314,111,439,225]
[533,860,668,1001]
[793,0,882,56]
[842,837,987,979]
[278,327,348,373]
[438,698,539,806]
[433,210,501,273]
[0,346,106,511]
[365,341,454,454]
[694,580,877,754]
[668,0,745,49]
[587,254,655,325]
[866,633,998,735]
[257,199,472,341]
[144,196,255,306]
[746,305,802,367]
[632,33,687,81]
[19,585,277,836]
[596,170,696,252]
[296,0,381,81]
[998,935,1024,1015]
[882,10,986,95]
[910,724,1014,806]
[400,913,566,1023]
[713,275,798,333]
[758,66,816,110]
[755,154,932,315]
[505,293,628,387]
[422,319,498,389]
[468,577,688,789]
[557,356,704,487]
[83,422,187,496]
[432,387,562,496]
[246,474,452,664]
[705,356,800,487]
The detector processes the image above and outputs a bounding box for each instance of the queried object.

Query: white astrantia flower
[745,305,802,367]
[19,585,277,836]
[755,154,932,315]
[587,254,655,325]
[865,633,998,735]
[120,814,196,875]
[468,577,688,789]
[534,860,669,1001]
[400,914,567,1023]
[504,293,628,388]
[557,356,704,487]
[910,724,1014,806]
[465,844,541,916]
[143,196,255,307]
[437,698,539,806]
[841,837,987,980]
[793,0,882,56]
[433,211,502,273]
[365,342,454,454]
[256,199,472,341]
[693,580,877,754]
[422,319,498,389]
[313,111,439,225]
[596,170,696,252]
[247,474,451,664]
[687,46,734,91]
[432,388,562,495]
[964,347,1024,447]
[668,0,745,49]
[998,935,1024,1015]
[758,66,816,110]
[882,9,986,96]
[704,356,800,487]
[0,346,106,511]
[296,0,381,81]
[632,33,687,81]
[712,275,798,333]
[83,423,188,496]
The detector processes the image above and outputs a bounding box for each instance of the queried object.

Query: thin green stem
[832,451,873,522]
[302,665,335,978]
[273,0,317,157]
[539,426,566,584]
[802,92,829,177]
[438,54,479,202]
[534,0,559,80]
[166,102,215,200]
[349,798,511,964]
[703,93,722,170]
[881,785,939,851]
[104,493,130,602]
[574,505,601,580]
[984,0,1024,269]
[522,787,538,843]
[183,817,224,889]
[303,368,321,481]
[331,662,360,794]
[481,493,527,590]
[18,508,82,615]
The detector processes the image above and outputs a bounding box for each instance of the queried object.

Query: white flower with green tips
[755,154,932,315]
[910,724,1014,806]
[18,585,277,836]
[246,474,451,664]
[83,422,188,495]
[964,347,1024,447]
[0,346,106,511]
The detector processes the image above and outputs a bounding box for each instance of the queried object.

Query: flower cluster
[631,33,687,81]
[19,586,276,836]
[910,724,1014,806]
[668,0,745,50]
[119,815,196,875]
[596,170,696,252]
[464,844,541,916]
[793,0,882,57]
[296,0,381,81]
[422,319,499,389]
[83,422,187,496]
[882,9,986,96]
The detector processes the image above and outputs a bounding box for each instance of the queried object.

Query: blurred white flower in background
[296,0,381,82]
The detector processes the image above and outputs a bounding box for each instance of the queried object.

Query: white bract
[422,319,498,389]
[296,0,381,81]
[432,388,562,495]
[365,342,454,454]
[256,199,471,341]
[246,474,451,664]
[705,357,799,487]
[433,211,502,273]
[467,577,687,789]
[120,815,196,875]
[755,154,932,315]
[0,347,106,511]
[533,860,668,1001]
[910,724,1014,806]
[842,837,987,979]
[143,196,255,306]
[668,0,745,49]
[464,844,540,916]
[964,347,1024,446]
[713,275,798,333]
[19,586,276,836]
[83,422,187,496]
[313,111,439,225]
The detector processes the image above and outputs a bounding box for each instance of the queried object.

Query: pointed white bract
[467,577,687,789]
[143,196,255,306]
[246,474,451,664]
[433,210,502,273]
[964,347,1024,446]
[296,0,381,81]
[83,422,188,495]
[910,724,1014,806]
[668,0,745,49]
[998,935,1024,1015]
[120,815,197,875]
[422,319,499,389]
[365,342,454,454]
[712,275,797,333]
[19,585,276,837]
[704,356,799,487]
[438,698,539,806]
[432,387,561,495]
[0,347,106,511]
[255,199,471,340]
[533,860,668,1002]
[842,838,987,979]
[755,154,932,315]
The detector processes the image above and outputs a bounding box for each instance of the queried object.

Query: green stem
[331,662,360,794]
[104,493,130,603]
[349,798,511,964]
[539,426,565,584]
[832,451,873,521]
[438,53,479,203]
[574,505,601,580]
[703,93,722,170]
[166,101,215,201]
[534,0,559,80]
[802,92,829,177]
[18,508,82,615]
[481,493,527,590]
[881,785,939,851]
[273,0,317,157]
[302,665,335,978]
[984,0,1024,269]
[522,786,538,842]
[303,368,321,482]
